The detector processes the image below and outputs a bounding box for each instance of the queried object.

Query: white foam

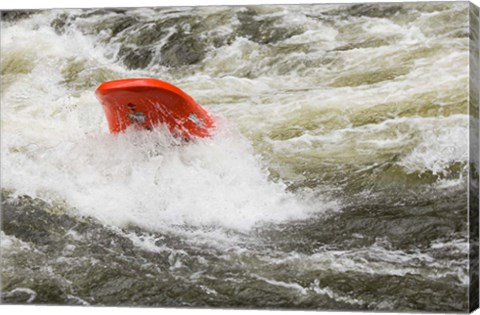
[262,237,468,285]
[0,232,32,252]
[252,274,309,295]
[2,288,38,303]
[252,275,364,306]
[3,120,319,232]
[398,115,469,175]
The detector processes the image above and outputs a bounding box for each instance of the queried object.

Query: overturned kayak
[95,78,214,139]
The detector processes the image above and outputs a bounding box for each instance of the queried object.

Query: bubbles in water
[3,118,318,232]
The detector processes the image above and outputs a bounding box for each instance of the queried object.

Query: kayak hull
[95,78,214,138]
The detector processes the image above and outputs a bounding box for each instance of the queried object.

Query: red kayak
[95,78,214,139]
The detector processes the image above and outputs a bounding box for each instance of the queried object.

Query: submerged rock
[118,45,154,69]
[93,15,139,38]
[346,4,406,18]
[1,10,40,22]
[323,4,406,18]
[50,13,70,35]
[160,30,206,67]
[114,14,208,69]
[236,8,304,45]
[79,8,128,19]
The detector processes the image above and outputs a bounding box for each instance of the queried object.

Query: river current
[1,2,477,311]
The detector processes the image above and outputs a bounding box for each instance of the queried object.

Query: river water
[0,2,476,311]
